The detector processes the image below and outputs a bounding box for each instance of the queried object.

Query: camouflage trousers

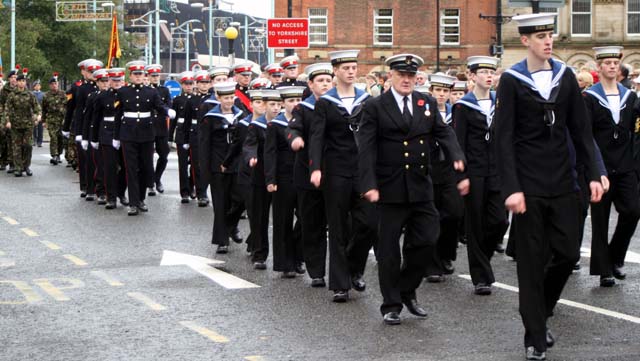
[65,132,77,164]
[11,128,33,172]
[0,127,13,167]
[47,122,64,157]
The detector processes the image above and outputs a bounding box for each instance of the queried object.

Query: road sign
[267,18,309,49]
[164,80,181,99]
[508,0,565,8]
[55,1,113,22]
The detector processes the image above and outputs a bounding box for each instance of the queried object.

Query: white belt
[124,112,151,118]
[191,119,198,125]
[103,116,115,122]
[177,117,185,124]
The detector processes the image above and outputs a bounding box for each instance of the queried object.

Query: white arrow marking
[580,247,640,264]
[160,250,260,289]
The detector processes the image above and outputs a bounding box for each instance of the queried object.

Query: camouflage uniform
[42,89,67,158]
[5,88,41,173]
[0,83,16,169]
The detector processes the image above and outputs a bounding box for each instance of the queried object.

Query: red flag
[107,12,122,69]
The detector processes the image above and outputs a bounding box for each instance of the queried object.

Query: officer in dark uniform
[82,68,109,204]
[264,63,284,88]
[113,60,175,216]
[358,54,465,325]
[184,70,211,207]
[61,60,92,171]
[286,62,334,287]
[233,62,254,116]
[169,71,195,203]
[278,55,310,99]
[146,64,172,196]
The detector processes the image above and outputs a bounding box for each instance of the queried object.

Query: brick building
[273,0,499,74]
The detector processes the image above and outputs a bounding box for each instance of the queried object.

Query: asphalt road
[1,146,639,361]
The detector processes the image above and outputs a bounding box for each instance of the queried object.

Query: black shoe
[311,278,326,288]
[25,168,32,176]
[37,144,42,147]
[612,265,626,280]
[7,166,14,173]
[197,198,209,207]
[230,228,243,244]
[155,182,164,193]
[50,158,56,165]
[600,276,615,287]
[97,196,107,205]
[402,298,428,317]
[85,194,95,201]
[426,275,444,283]
[253,261,267,270]
[127,206,139,216]
[474,283,492,295]
[546,328,555,348]
[282,271,296,279]
[573,261,581,271]
[525,346,546,360]
[137,202,148,212]
[119,196,129,206]
[148,187,156,196]
[216,245,229,254]
[495,243,506,253]
[181,196,190,204]
[14,171,22,177]
[351,274,366,292]
[383,312,401,325]
[55,156,61,164]
[332,290,349,303]
[80,191,87,198]
[105,201,116,210]
[442,260,455,275]
[190,191,196,199]
[295,262,306,275]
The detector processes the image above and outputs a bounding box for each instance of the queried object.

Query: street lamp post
[225,24,239,66]
[168,20,201,73]
[130,9,168,64]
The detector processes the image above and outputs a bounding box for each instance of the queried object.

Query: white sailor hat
[145,64,163,74]
[248,90,264,101]
[195,70,210,82]
[85,59,104,72]
[328,50,359,65]
[214,81,237,96]
[261,89,282,102]
[593,46,624,60]
[429,74,456,88]
[179,71,195,83]
[279,55,299,69]
[265,63,284,76]
[278,86,305,99]
[452,81,467,92]
[467,56,499,71]
[304,62,333,79]
[234,62,254,76]
[249,77,272,89]
[108,68,126,81]
[414,85,431,95]
[385,53,424,74]
[512,13,556,34]
[126,60,146,73]
[209,66,231,79]
[79,58,100,70]
[92,69,109,80]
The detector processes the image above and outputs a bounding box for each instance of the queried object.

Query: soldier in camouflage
[42,76,67,165]
[4,73,41,177]
[0,69,18,172]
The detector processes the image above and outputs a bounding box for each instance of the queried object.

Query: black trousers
[272,180,302,272]
[226,174,245,232]
[210,173,244,246]
[87,147,104,196]
[176,145,192,197]
[77,141,87,192]
[240,181,254,252]
[426,181,463,276]
[33,122,43,146]
[323,174,376,291]
[249,184,271,262]
[298,188,328,279]
[122,141,154,207]
[513,193,581,352]
[153,136,170,185]
[189,144,208,199]
[590,171,640,276]
[465,176,509,285]
[101,144,126,202]
[378,201,440,315]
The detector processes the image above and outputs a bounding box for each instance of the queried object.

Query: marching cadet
[495,14,603,360]
[4,71,41,177]
[199,67,229,116]
[450,80,468,104]
[250,77,271,90]
[42,75,66,165]
[234,62,255,116]
[279,55,306,87]
[61,61,87,170]
[199,82,245,254]
[585,46,640,287]
[454,56,509,295]
[183,70,211,207]
[424,73,463,282]
[308,50,376,303]
[265,86,305,278]
[82,68,109,204]
[90,68,128,209]
[358,53,465,325]
[169,71,196,203]
[210,66,230,85]
[243,89,281,270]
[113,60,175,216]
[286,62,334,287]
[146,64,172,196]
[264,63,284,87]
[0,68,18,172]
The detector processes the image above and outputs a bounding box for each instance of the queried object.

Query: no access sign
[267,18,309,49]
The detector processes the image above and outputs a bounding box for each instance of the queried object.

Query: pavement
[1,145,639,361]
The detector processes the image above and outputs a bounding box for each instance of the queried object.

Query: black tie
[402,96,412,127]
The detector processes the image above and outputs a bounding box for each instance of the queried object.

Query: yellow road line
[62,254,88,266]
[90,271,124,287]
[244,357,264,361]
[20,228,39,237]
[3,216,18,225]
[127,292,166,311]
[40,241,61,250]
[179,321,230,343]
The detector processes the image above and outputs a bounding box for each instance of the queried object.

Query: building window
[571,0,591,36]
[539,7,559,35]
[440,9,460,46]
[308,8,328,45]
[629,0,640,35]
[373,9,393,46]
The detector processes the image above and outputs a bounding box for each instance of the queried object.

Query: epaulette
[75,80,82,86]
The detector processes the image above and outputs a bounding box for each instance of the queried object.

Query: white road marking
[160,250,260,289]
[458,274,640,324]
[20,228,39,237]
[3,216,19,225]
